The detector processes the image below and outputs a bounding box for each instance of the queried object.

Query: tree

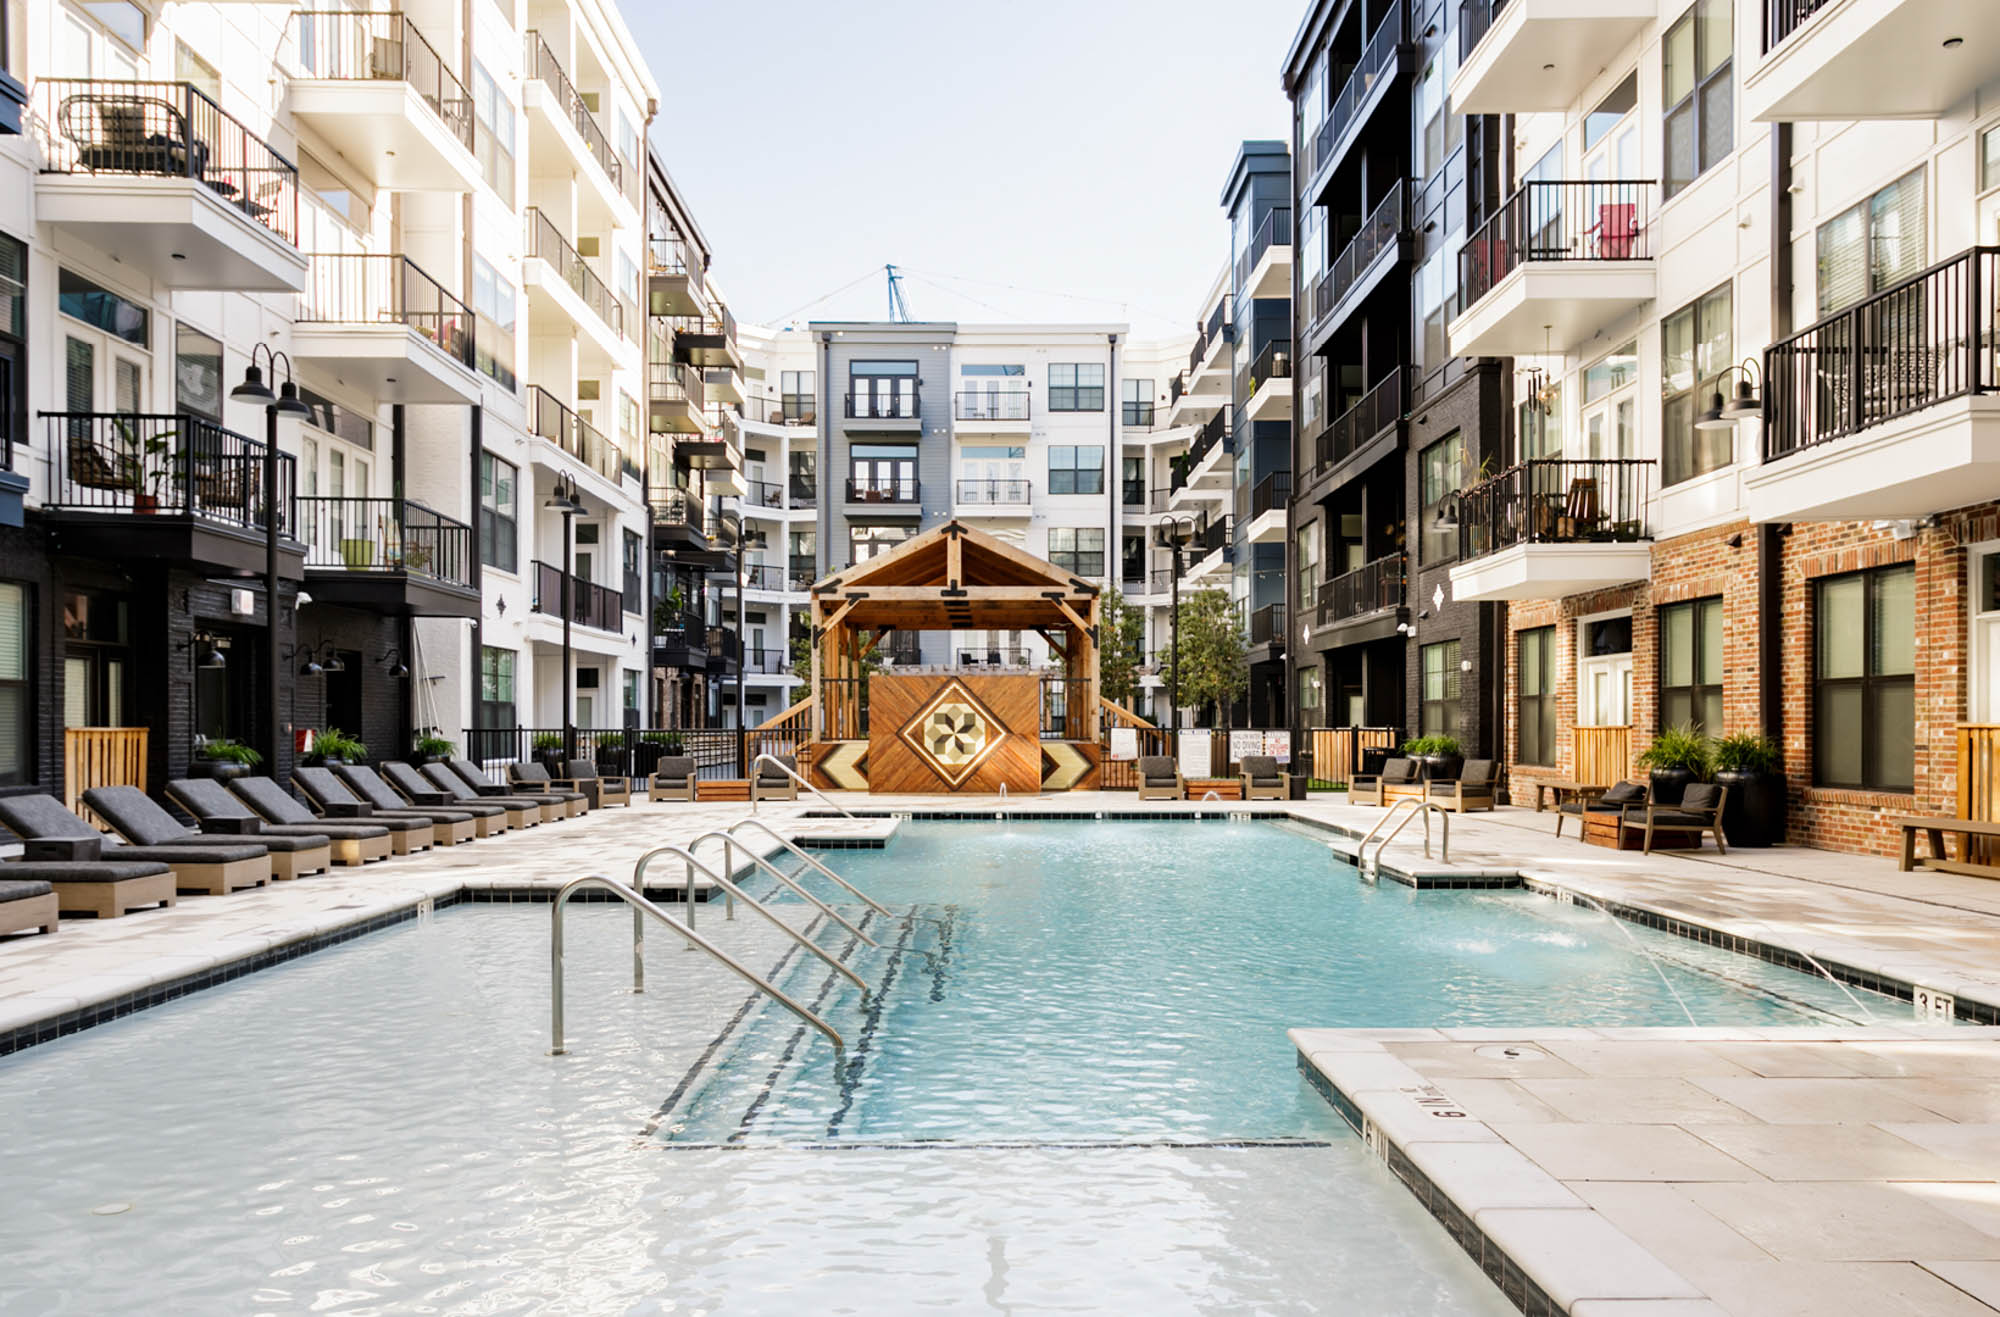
[1097,587,1144,708]
[789,630,887,683]
[1162,588,1247,728]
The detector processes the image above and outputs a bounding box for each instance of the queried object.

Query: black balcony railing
[652,607,707,669]
[1249,340,1292,396]
[1205,299,1228,345]
[707,626,742,669]
[1764,247,2000,463]
[1247,602,1288,650]
[845,477,920,504]
[1315,369,1405,473]
[292,12,473,150]
[647,360,705,413]
[1169,373,1187,405]
[1189,328,1210,377]
[1123,400,1157,428]
[744,646,788,674]
[1319,6,1401,174]
[743,561,789,589]
[526,207,622,338]
[845,389,920,420]
[787,476,817,509]
[741,478,783,508]
[650,488,704,535]
[1173,413,1231,494]
[1240,206,1293,291]
[953,390,1030,421]
[35,79,299,244]
[532,560,624,632]
[1315,183,1405,328]
[528,385,625,483]
[1122,479,1147,508]
[1459,0,1507,59]
[789,555,817,589]
[646,234,702,291]
[1319,553,1406,625]
[1461,180,1657,308]
[956,647,1034,669]
[1763,0,1835,53]
[1194,515,1232,557]
[782,395,816,426]
[956,478,1030,506]
[1251,471,1291,520]
[298,254,475,369]
[1457,458,1654,560]
[525,30,620,188]
[298,496,470,586]
[42,412,296,534]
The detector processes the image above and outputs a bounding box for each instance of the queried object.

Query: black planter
[534,747,567,771]
[632,742,665,778]
[1359,745,1394,778]
[1715,769,1786,847]
[1418,752,1465,784]
[188,759,250,783]
[1648,767,1697,806]
[595,748,628,776]
[409,752,446,767]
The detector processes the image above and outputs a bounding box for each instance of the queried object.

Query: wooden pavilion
[801,520,1102,793]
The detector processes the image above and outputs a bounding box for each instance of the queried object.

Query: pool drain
[1472,1044,1551,1062]
[90,1202,132,1216]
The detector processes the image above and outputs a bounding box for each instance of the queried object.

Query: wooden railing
[1957,724,2000,822]
[1575,724,1632,785]
[64,727,148,826]
[1310,727,1401,786]
[757,695,814,733]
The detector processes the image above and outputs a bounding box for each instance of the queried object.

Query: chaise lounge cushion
[0,791,269,864]
[3,861,168,885]
[334,764,499,820]
[449,757,583,806]
[1239,755,1284,786]
[223,776,398,841]
[0,877,55,901]
[169,777,385,844]
[0,791,109,842]
[421,763,549,812]
[86,785,323,854]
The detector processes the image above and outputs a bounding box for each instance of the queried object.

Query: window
[1815,565,1915,791]
[623,528,642,613]
[175,323,222,421]
[1584,72,1638,151]
[0,581,27,786]
[471,62,515,198]
[1047,527,1105,577]
[1662,284,1732,485]
[1299,667,1322,719]
[175,39,219,102]
[1659,596,1723,733]
[1121,454,1145,507]
[1664,0,1733,199]
[2,0,23,88]
[480,453,517,572]
[1048,445,1104,495]
[1122,377,1155,427]
[299,387,372,450]
[1419,432,1464,564]
[849,442,916,499]
[620,391,639,451]
[1420,640,1461,739]
[0,235,22,458]
[850,525,909,564]
[849,360,918,418]
[1984,126,2000,193]
[1580,613,1634,726]
[1519,379,1561,459]
[623,670,640,718]
[1048,363,1105,412]
[80,0,145,53]
[1297,523,1319,609]
[58,269,147,346]
[1413,53,1462,183]
[615,107,639,169]
[962,364,1024,377]
[1816,168,1925,317]
[471,255,516,390]
[1518,627,1556,766]
[478,646,515,732]
[781,369,815,422]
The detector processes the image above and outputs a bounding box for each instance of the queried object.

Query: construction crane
[885,263,913,323]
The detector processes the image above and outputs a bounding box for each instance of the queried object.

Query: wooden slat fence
[64,727,148,830]
[1575,725,1632,786]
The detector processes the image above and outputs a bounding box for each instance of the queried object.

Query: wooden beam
[946,526,963,589]
[831,586,1093,602]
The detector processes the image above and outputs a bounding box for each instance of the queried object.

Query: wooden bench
[696,778,752,803]
[1889,815,2000,880]
[1186,779,1243,801]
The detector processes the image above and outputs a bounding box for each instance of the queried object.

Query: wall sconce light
[377,648,410,679]
[181,633,227,670]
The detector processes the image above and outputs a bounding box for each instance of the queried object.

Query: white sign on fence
[1108,727,1138,761]
[1178,729,1213,780]
[1228,730,1265,765]
[1263,730,1292,765]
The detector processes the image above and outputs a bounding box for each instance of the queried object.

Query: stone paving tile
[1676,1181,2000,1261]
[1688,1076,1961,1125]
[1881,1125,2000,1178]
[1476,1208,1705,1306]
[1570,1181,1776,1276]
[1513,1077,1763,1125]
[1490,1122,1765,1182]
[1921,1260,2000,1309]
[1688,1123,1988,1182]
[1429,1076,1570,1126]
[1689,1261,2000,1317]
[1544,1039,1759,1078]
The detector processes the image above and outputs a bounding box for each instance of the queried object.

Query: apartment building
[0,0,731,800]
[1283,0,1510,765]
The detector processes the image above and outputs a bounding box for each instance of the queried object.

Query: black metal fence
[647,360,704,414]
[528,385,624,483]
[466,725,808,780]
[1248,602,1287,647]
[532,559,625,633]
[298,496,471,584]
[1457,458,1654,559]
[1318,6,1401,173]
[527,207,623,338]
[845,388,920,420]
[956,478,1030,506]
[1240,206,1293,289]
[1461,179,1656,307]
[1762,0,1834,53]
[1458,0,1507,58]
[1316,182,1404,327]
[845,476,920,504]
[1251,471,1291,520]
[1315,368,1404,472]
[292,12,472,148]
[651,488,704,536]
[299,254,474,369]
[1318,553,1406,625]
[42,411,297,534]
[954,390,1030,421]
[525,29,620,186]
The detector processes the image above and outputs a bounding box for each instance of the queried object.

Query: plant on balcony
[1400,734,1464,784]
[1099,588,1144,708]
[411,732,456,765]
[1161,589,1247,730]
[1712,731,1784,848]
[1636,722,1712,806]
[191,736,262,782]
[305,728,368,766]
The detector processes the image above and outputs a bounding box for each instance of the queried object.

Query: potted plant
[633,730,676,777]
[1637,723,1710,807]
[594,730,628,775]
[340,537,376,568]
[1400,734,1464,784]
[305,727,368,767]
[531,732,567,771]
[411,731,456,765]
[191,737,262,782]
[1713,731,1785,848]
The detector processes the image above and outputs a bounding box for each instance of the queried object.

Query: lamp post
[545,473,582,761]
[229,345,311,788]
[1157,514,1200,753]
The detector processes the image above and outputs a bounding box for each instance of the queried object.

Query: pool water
[0,820,1895,1314]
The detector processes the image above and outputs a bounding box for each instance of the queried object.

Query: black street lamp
[1156,514,1201,752]
[230,345,311,788]
[545,473,583,760]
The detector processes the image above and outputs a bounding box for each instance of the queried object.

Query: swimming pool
[0,820,1896,1313]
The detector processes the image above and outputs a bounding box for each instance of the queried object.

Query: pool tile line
[648,1138,1342,1151]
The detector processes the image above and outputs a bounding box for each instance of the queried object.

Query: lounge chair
[0,796,180,918]
[0,879,60,936]
[752,754,799,803]
[166,776,387,866]
[1555,780,1648,839]
[507,761,590,815]
[1620,782,1729,855]
[295,766,474,847]
[419,763,545,829]
[378,762,516,836]
[335,763,510,838]
[564,760,632,809]
[85,784,306,884]
[202,776,405,862]
[1238,755,1290,801]
[1136,755,1185,801]
[1429,759,1500,813]
[447,757,583,820]
[1350,757,1420,807]
[649,755,697,802]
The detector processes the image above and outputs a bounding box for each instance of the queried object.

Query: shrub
[199,738,263,767]
[530,733,564,752]
[1712,731,1782,775]
[595,731,626,751]
[1401,735,1462,757]
[1637,723,1712,776]
[413,733,456,758]
[311,728,368,762]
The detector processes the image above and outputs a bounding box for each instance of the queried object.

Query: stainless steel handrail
[1354,797,1425,859]
[689,829,880,949]
[634,841,732,927]
[751,751,856,819]
[632,844,868,990]
[548,872,843,1054]
[724,817,892,915]
[1360,800,1451,871]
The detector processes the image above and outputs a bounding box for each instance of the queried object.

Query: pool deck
[6,791,2000,1314]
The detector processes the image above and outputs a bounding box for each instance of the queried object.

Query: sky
[622,0,1304,340]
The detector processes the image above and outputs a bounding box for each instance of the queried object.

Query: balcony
[782,396,818,428]
[1451,179,1657,359]
[524,208,627,369]
[1241,207,1293,301]
[1308,183,1408,345]
[527,385,628,486]
[788,476,818,510]
[672,307,741,371]
[1170,411,1232,505]
[1449,458,1654,601]
[646,235,705,317]
[532,560,627,634]
[298,496,477,617]
[1314,554,1407,632]
[293,254,480,404]
[1185,515,1233,584]
[287,13,479,191]
[743,562,791,592]
[1123,400,1159,430]
[741,478,785,511]
[707,626,742,677]
[522,31,627,222]
[790,554,819,589]
[1451,0,1656,115]
[1248,603,1287,655]
[843,476,922,517]
[1746,0,2000,122]
[704,367,744,406]
[647,359,707,434]
[1191,302,1231,386]
[953,390,1032,432]
[38,412,303,576]
[1746,246,2000,522]
[1307,7,1408,190]
[650,488,706,551]
[843,386,923,431]
[1246,472,1291,543]
[1245,340,1293,422]
[688,407,744,490]
[954,478,1033,518]
[651,607,708,671]
[32,80,305,292]
[743,646,790,677]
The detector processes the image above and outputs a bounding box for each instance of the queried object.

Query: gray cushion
[165,777,260,822]
[1240,756,1279,782]
[1136,756,1175,778]
[422,763,543,810]
[6,861,164,885]
[446,757,504,793]
[228,775,318,825]
[1382,758,1420,784]
[331,765,486,821]
[292,767,357,810]
[0,793,102,842]
[654,756,696,784]
[757,754,796,783]
[1678,783,1724,814]
[1460,759,1497,787]
[111,842,269,863]
[381,762,449,801]
[509,762,555,785]
[564,760,601,782]
[218,831,326,853]
[83,786,197,847]
[1638,809,1713,829]
[1601,781,1648,806]
[0,876,55,899]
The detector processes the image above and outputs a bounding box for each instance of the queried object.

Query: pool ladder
[750,752,857,820]
[1354,799,1450,874]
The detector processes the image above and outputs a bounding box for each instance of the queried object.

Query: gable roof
[811,520,1099,633]
[816,520,1098,594]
